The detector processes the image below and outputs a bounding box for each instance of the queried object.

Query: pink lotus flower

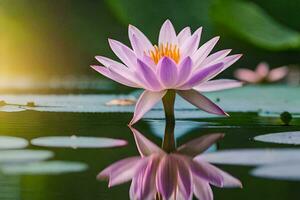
[91,20,242,124]
[98,128,242,200]
[234,62,288,83]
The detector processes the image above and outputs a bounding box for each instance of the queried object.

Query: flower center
[149,43,180,64]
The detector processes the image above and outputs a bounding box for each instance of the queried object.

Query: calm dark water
[0,111,300,200]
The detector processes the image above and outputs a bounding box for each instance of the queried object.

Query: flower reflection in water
[98,125,242,200]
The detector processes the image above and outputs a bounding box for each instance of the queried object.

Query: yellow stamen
[148,43,180,64]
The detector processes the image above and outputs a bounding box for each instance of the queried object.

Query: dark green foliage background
[1,0,299,79]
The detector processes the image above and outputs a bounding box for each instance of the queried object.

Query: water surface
[1,86,300,199]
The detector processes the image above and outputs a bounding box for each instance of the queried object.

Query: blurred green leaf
[211,0,300,50]
[251,0,300,31]
[104,0,214,41]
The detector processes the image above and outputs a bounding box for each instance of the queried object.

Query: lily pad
[133,86,300,114]
[0,150,54,164]
[1,86,300,114]
[105,98,136,106]
[254,131,300,145]
[0,136,28,149]
[258,111,300,118]
[0,161,88,175]
[0,105,26,112]
[203,86,300,114]
[251,163,300,181]
[199,149,300,166]
[0,94,135,113]
[31,136,127,149]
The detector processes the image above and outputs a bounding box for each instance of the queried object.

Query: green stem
[162,90,176,153]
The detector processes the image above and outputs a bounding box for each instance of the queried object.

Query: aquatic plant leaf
[31,136,127,149]
[0,161,88,175]
[140,86,300,114]
[254,132,300,145]
[251,163,300,181]
[212,0,300,50]
[204,86,300,113]
[1,86,300,114]
[0,136,28,149]
[258,111,300,118]
[0,150,53,164]
[0,105,26,112]
[105,0,213,39]
[0,94,136,113]
[199,149,300,166]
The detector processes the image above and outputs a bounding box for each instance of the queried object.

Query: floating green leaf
[0,105,26,112]
[252,163,300,181]
[1,161,88,175]
[200,149,300,166]
[31,136,127,149]
[105,0,214,40]
[1,86,300,115]
[0,136,28,149]
[259,111,300,118]
[254,131,300,145]
[211,0,300,50]
[0,150,53,164]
